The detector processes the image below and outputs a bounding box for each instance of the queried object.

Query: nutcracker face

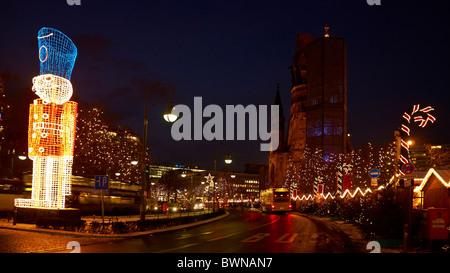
[32,74,73,104]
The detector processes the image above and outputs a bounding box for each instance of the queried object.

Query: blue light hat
[37,27,77,80]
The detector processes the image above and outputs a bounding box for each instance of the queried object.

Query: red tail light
[271,205,275,209]
[289,204,292,209]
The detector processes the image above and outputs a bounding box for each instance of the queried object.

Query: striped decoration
[399,104,436,175]
[314,176,323,195]
[337,163,353,195]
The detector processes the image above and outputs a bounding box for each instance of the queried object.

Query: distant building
[148,163,202,180]
[244,163,269,190]
[0,76,8,154]
[0,77,23,178]
[148,164,261,202]
[227,172,260,202]
[410,144,450,171]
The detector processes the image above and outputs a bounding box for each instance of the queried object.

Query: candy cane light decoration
[399,104,436,176]
[313,176,323,196]
[15,27,78,209]
[336,163,352,196]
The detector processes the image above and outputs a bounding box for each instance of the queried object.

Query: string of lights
[285,142,396,197]
[73,104,145,184]
[293,186,375,201]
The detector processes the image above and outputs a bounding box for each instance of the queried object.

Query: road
[51,211,366,253]
[0,227,111,253]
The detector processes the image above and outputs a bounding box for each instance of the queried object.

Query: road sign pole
[371,177,378,188]
[101,189,105,224]
[95,175,109,225]
[369,169,380,189]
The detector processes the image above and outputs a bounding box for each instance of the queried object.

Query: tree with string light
[289,140,397,197]
[73,102,146,184]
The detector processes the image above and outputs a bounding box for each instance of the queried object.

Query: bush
[79,210,226,234]
[296,189,404,239]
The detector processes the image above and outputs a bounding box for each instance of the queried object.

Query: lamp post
[180,171,195,203]
[139,82,177,222]
[10,154,27,178]
[213,144,232,212]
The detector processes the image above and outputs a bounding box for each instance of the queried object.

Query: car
[150,201,168,214]
[167,202,181,213]
[193,202,204,211]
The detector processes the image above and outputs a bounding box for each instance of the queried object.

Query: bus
[20,174,140,216]
[260,187,292,213]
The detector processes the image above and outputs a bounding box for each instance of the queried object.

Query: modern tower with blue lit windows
[304,33,350,160]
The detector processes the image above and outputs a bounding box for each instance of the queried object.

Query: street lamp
[10,153,27,178]
[139,82,177,222]
[163,105,178,122]
[131,160,139,166]
[212,144,232,212]
[225,154,232,165]
[180,170,195,202]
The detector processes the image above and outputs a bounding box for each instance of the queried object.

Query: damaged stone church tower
[269,29,351,191]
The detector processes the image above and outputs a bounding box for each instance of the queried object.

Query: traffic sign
[401,163,415,175]
[371,177,378,187]
[369,169,381,178]
[95,175,109,190]
[399,174,417,180]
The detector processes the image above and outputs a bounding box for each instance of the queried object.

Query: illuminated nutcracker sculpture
[15,27,78,209]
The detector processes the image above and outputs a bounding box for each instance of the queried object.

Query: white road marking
[275,233,298,243]
[153,243,199,253]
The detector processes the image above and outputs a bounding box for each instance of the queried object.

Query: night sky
[1,0,449,172]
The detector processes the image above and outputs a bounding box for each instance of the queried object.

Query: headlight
[173,207,177,212]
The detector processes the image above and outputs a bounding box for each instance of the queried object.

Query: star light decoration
[203,173,215,196]
[204,173,214,187]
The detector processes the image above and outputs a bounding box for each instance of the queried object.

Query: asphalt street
[42,211,367,253]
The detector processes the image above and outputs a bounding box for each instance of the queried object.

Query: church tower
[287,33,313,164]
[268,84,289,188]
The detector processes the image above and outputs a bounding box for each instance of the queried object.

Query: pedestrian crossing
[240,232,334,245]
[176,229,340,246]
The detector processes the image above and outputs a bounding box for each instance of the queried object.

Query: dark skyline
[1,0,449,171]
